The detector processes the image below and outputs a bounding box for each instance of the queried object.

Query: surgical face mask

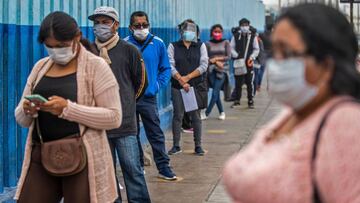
[93,22,115,42]
[133,28,150,41]
[266,58,318,110]
[240,26,250,33]
[45,42,77,65]
[182,31,196,42]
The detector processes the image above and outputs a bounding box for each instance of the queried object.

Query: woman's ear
[75,31,82,42]
[313,56,335,86]
[322,57,335,82]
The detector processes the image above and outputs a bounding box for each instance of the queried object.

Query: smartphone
[24,94,48,104]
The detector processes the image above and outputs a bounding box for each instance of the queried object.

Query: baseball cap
[88,6,119,22]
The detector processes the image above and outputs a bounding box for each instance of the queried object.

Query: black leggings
[18,144,90,203]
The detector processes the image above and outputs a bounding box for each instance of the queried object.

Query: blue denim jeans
[136,96,171,171]
[206,71,225,115]
[257,65,265,87]
[108,135,151,203]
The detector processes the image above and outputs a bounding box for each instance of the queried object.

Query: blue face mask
[182,31,196,42]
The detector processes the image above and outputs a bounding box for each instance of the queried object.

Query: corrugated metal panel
[0,0,265,195]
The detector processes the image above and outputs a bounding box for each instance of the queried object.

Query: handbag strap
[35,117,85,144]
[244,34,251,60]
[311,98,358,203]
[35,119,44,144]
[237,33,251,59]
[32,58,85,143]
[141,35,155,52]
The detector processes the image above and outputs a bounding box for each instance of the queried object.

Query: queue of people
[13,3,360,203]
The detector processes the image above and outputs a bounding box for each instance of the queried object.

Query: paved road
[118,88,282,203]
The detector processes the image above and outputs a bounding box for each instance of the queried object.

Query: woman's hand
[181,75,191,83]
[40,96,68,116]
[247,58,254,67]
[215,61,224,69]
[209,58,217,64]
[182,83,190,92]
[23,100,40,117]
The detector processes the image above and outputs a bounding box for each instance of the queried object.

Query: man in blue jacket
[124,11,176,180]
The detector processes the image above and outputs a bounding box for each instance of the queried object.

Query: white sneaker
[219,112,226,120]
[201,112,208,120]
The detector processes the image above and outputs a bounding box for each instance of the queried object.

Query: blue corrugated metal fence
[0,0,265,198]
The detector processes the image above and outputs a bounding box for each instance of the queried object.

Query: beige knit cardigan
[14,45,122,203]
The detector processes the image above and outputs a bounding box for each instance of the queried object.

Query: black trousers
[233,69,254,102]
[18,144,90,203]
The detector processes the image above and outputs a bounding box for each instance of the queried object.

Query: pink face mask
[212,32,223,40]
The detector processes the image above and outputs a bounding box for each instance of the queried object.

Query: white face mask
[94,22,115,42]
[45,42,77,65]
[240,26,250,33]
[266,58,318,110]
[133,28,149,41]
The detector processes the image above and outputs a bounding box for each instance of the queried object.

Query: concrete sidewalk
[118,87,282,203]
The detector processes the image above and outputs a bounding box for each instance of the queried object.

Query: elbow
[103,108,122,130]
[112,108,122,129]
[14,107,32,128]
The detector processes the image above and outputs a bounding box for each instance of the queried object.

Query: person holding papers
[167,19,209,156]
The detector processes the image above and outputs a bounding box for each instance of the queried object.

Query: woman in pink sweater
[15,12,121,202]
[223,4,360,203]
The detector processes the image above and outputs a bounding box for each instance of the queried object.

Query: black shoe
[195,146,205,156]
[168,146,182,155]
[231,102,240,108]
[225,97,236,102]
[248,100,255,109]
[158,167,177,180]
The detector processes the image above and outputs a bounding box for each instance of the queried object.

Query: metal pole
[357,4,360,33]
[351,0,354,26]
[279,0,281,10]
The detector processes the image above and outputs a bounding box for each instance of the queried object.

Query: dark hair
[278,3,360,98]
[80,38,99,55]
[38,11,79,43]
[130,11,149,25]
[239,18,250,26]
[178,19,200,37]
[210,24,223,37]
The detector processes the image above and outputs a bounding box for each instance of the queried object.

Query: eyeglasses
[281,49,307,59]
[271,43,308,59]
[132,23,150,29]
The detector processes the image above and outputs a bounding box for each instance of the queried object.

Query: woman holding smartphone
[15,11,121,202]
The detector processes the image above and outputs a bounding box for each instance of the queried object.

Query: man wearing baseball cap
[88,6,151,203]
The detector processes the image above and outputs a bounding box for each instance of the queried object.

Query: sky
[263,0,279,5]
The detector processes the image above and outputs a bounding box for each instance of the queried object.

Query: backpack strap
[141,35,155,52]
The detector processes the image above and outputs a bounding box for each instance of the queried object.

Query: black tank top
[32,72,80,142]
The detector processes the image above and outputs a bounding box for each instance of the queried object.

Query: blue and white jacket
[124,34,171,97]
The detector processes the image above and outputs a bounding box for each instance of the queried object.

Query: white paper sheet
[180,87,199,112]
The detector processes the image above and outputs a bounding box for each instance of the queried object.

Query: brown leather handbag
[36,119,87,176]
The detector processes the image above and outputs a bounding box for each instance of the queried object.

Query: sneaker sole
[195,152,205,156]
[158,174,178,181]
[168,150,182,155]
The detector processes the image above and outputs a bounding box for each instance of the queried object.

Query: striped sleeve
[59,59,122,130]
